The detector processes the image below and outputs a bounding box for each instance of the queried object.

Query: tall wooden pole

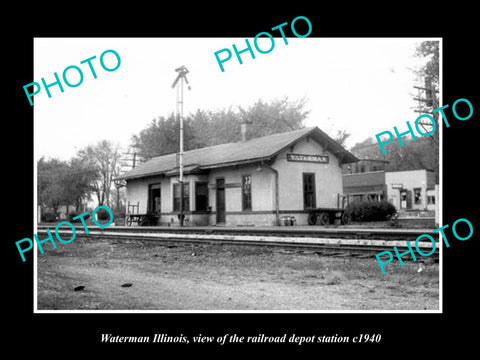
[179,74,184,226]
[172,66,190,226]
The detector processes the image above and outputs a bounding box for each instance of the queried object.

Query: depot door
[216,178,226,224]
[148,183,161,214]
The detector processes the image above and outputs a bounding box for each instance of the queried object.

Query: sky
[33,37,437,161]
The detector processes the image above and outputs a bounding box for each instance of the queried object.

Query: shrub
[95,207,110,221]
[387,212,401,227]
[41,212,57,223]
[69,212,90,222]
[345,200,396,222]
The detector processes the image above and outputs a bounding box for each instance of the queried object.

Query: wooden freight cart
[125,201,158,226]
[126,213,158,226]
[307,207,349,225]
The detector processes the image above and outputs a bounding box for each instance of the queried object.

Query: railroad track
[37,223,435,240]
[36,224,439,261]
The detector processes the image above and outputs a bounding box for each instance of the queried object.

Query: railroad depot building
[118,127,358,226]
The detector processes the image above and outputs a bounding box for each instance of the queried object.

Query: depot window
[242,175,252,211]
[303,173,316,209]
[173,182,190,212]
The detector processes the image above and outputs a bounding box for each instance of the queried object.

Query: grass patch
[324,272,342,285]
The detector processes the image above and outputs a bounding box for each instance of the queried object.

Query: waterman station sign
[287,153,329,164]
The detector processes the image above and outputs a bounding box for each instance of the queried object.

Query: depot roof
[117,126,358,180]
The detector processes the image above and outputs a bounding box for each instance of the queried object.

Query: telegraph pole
[413,76,439,145]
[171,65,191,226]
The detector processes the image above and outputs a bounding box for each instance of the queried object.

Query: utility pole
[413,76,439,145]
[121,145,142,172]
[171,65,191,226]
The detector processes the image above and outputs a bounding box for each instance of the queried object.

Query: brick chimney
[241,122,247,142]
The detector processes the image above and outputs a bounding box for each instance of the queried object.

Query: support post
[262,162,280,226]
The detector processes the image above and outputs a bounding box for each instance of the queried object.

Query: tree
[412,40,440,179]
[76,140,122,207]
[355,42,441,181]
[131,113,198,160]
[332,129,351,147]
[413,41,440,146]
[350,136,439,183]
[188,107,242,147]
[414,41,439,86]
[38,157,70,216]
[38,156,99,219]
[132,96,311,160]
[237,96,309,140]
[67,156,97,211]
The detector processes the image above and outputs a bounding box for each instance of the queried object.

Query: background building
[343,168,438,215]
[385,169,437,212]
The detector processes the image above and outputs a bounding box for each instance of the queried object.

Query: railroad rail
[37,223,434,239]
[36,224,439,261]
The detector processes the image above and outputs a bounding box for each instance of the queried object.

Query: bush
[41,212,57,223]
[345,200,396,222]
[69,212,90,222]
[95,207,111,221]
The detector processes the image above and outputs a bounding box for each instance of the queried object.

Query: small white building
[117,127,357,226]
[385,169,437,212]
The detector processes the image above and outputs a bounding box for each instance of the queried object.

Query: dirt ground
[36,236,440,311]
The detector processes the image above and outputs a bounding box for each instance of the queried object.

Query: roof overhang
[165,164,206,176]
[200,156,273,170]
[115,171,166,181]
